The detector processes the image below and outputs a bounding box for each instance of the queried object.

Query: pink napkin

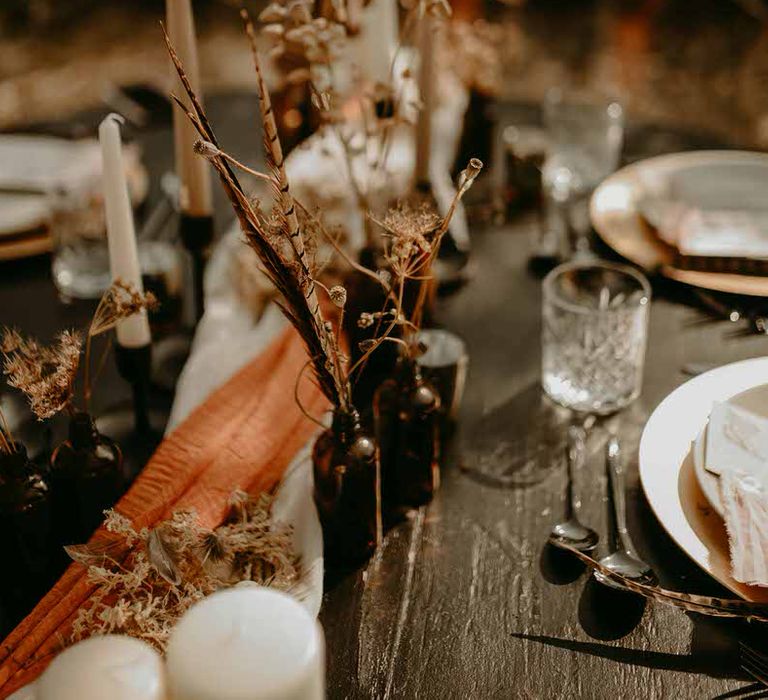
[721,470,768,586]
[704,402,768,586]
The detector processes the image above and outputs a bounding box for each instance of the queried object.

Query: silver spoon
[594,436,658,589]
[549,425,599,552]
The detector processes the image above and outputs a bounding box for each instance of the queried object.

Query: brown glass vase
[49,412,124,550]
[313,409,381,569]
[374,355,441,522]
[0,444,52,615]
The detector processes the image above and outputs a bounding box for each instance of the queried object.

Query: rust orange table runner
[0,327,327,698]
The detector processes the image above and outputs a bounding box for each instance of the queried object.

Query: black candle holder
[97,342,162,481]
[115,342,152,434]
[179,213,214,324]
[150,212,214,393]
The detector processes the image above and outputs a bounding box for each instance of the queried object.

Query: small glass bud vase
[374,355,441,521]
[0,444,52,610]
[50,412,124,547]
[313,409,381,569]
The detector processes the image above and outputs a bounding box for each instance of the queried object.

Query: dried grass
[68,491,300,652]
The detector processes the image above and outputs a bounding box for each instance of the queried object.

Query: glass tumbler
[50,187,111,300]
[542,261,651,415]
[541,91,624,258]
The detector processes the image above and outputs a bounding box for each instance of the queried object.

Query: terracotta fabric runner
[0,327,327,698]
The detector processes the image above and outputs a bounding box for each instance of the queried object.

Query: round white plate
[639,357,768,601]
[591,150,768,296]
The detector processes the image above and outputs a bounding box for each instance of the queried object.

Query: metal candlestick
[114,342,152,434]
[179,213,214,324]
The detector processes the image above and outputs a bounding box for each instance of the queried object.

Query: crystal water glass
[541,91,624,257]
[542,261,651,415]
[50,188,112,300]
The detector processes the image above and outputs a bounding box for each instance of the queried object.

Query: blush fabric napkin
[706,402,768,586]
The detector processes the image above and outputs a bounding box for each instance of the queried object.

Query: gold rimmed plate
[590,150,768,297]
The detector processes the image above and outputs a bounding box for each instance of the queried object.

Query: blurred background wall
[1,0,768,146]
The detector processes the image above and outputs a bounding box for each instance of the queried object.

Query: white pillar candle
[166,587,325,700]
[37,635,166,700]
[166,0,213,217]
[99,113,151,348]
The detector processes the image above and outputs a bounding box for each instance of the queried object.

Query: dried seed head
[458,158,483,192]
[358,312,374,329]
[329,285,347,308]
[193,139,221,159]
[286,68,312,85]
[258,3,286,23]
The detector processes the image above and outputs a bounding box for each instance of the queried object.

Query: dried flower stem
[164,21,352,413]
[195,140,276,186]
[410,159,483,329]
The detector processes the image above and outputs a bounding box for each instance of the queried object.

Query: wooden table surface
[2,93,768,698]
[317,118,768,698]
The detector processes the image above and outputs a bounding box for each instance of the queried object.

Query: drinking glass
[50,187,111,300]
[541,91,624,258]
[542,261,650,415]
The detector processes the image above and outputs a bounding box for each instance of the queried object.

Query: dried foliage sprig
[357,158,483,365]
[559,542,768,623]
[68,491,300,651]
[84,279,157,407]
[163,19,352,413]
[1,328,82,420]
[1,280,156,420]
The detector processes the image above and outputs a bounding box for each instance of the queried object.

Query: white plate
[591,150,768,296]
[639,357,768,601]
[0,135,149,251]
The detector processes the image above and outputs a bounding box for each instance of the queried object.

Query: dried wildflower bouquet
[355,160,483,518]
[165,13,382,567]
[1,280,156,552]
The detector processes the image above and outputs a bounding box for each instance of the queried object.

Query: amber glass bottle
[50,412,124,548]
[0,444,52,612]
[374,355,441,522]
[313,409,380,569]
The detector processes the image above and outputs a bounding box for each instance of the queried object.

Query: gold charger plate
[590,150,768,297]
[0,228,52,261]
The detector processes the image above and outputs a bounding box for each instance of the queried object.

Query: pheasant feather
[560,542,768,623]
[163,24,346,408]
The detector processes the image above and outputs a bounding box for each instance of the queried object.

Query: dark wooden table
[2,93,768,698]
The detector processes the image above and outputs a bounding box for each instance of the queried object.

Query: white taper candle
[99,113,151,348]
[166,0,213,217]
[414,12,435,184]
[354,0,398,86]
[166,586,325,700]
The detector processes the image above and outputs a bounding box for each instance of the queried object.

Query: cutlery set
[549,428,657,589]
[550,427,768,688]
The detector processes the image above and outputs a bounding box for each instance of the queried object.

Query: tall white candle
[37,635,166,700]
[166,587,325,700]
[166,0,213,217]
[351,0,398,86]
[414,13,434,184]
[99,113,151,348]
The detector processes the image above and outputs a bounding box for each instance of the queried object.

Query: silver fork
[740,642,768,688]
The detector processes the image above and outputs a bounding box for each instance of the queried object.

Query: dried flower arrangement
[165,16,354,417]
[356,158,483,362]
[1,280,156,420]
[67,491,299,651]
[165,17,390,565]
[259,0,453,248]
